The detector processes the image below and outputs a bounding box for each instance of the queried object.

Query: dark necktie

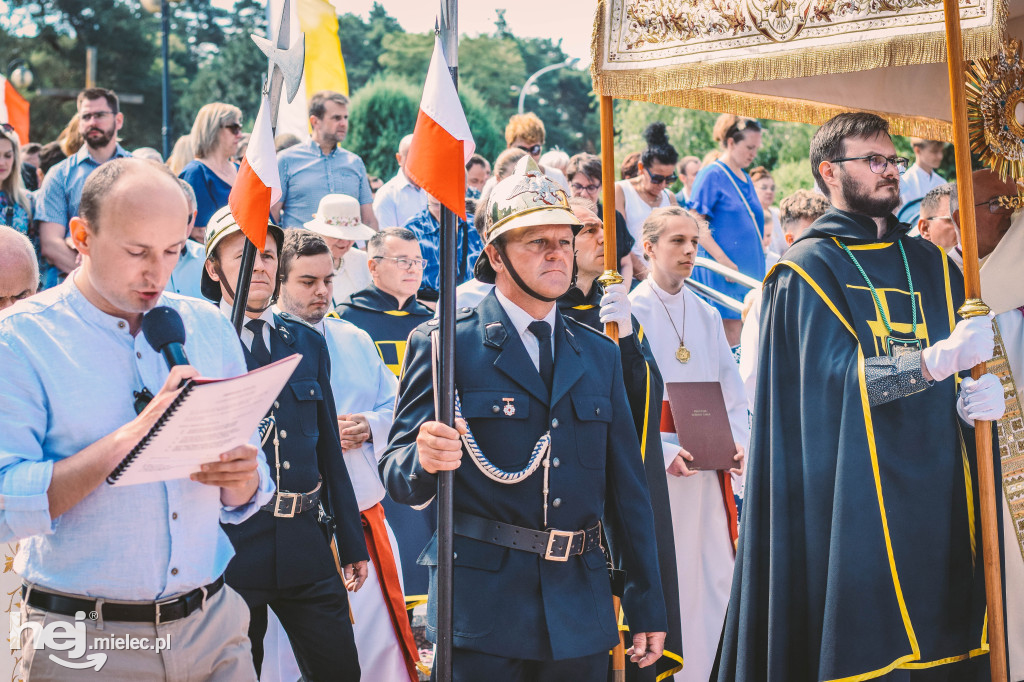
[246,319,272,367]
[527,320,554,395]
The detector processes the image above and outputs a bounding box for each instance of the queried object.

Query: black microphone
[142,306,190,371]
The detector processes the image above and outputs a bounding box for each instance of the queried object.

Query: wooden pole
[597,94,623,342]
[941,1,1006,679]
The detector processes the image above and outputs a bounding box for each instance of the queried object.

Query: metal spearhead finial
[251,32,305,104]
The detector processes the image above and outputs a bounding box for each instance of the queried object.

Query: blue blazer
[380,291,668,661]
[224,312,368,590]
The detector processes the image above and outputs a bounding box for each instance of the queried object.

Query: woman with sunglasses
[687,114,765,347]
[615,121,679,281]
[0,126,34,242]
[179,103,243,238]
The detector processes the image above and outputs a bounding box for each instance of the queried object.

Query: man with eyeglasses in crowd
[336,227,436,599]
[915,183,959,256]
[504,112,570,192]
[36,87,131,289]
[718,112,1004,682]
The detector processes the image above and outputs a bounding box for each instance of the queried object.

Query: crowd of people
[0,83,1021,682]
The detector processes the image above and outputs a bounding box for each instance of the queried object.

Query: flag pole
[229,0,298,333]
[435,1,458,680]
[941,1,1006,679]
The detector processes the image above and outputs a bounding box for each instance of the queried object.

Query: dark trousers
[235,574,359,682]
[433,646,607,681]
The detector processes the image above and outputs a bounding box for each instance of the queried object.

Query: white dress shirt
[220,301,275,353]
[494,288,557,372]
[372,169,428,229]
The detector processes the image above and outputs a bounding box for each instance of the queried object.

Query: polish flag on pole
[228,94,281,251]
[405,35,475,220]
[0,77,30,145]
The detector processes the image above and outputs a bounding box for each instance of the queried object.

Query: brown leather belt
[454,511,603,562]
[261,481,322,518]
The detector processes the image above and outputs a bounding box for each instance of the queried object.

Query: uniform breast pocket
[459,390,530,422]
[289,379,323,436]
[571,394,612,469]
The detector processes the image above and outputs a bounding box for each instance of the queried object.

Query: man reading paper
[0,158,274,681]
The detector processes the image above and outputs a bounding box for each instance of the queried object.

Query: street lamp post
[142,0,173,159]
[517,57,579,115]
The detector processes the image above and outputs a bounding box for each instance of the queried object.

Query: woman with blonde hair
[166,134,193,175]
[0,126,33,236]
[179,102,243,230]
[628,205,748,682]
[687,114,765,346]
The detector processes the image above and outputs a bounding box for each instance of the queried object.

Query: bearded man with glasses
[717,112,1004,682]
[35,87,131,289]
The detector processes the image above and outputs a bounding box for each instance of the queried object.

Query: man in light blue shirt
[167,178,211,300]
[35,88,132,289]
[272,91,378,231]
[372,134,427,228]
[0,158,273,681]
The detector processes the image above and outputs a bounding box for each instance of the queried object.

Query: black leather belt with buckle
[454,511,603,562]
[261,481,322,518]
[23,576,224,624]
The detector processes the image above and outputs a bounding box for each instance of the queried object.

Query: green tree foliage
[336,2,402,93]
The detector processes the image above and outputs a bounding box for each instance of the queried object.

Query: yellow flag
[297,0,348,97]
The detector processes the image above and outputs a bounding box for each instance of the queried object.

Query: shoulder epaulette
[277,310,317,331]
[563,315,616,346]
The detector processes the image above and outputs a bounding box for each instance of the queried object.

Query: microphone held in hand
[142,306,190,371]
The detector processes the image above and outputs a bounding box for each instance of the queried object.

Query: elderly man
[917,183,958,253]
[35,88,132,288]
[271,228,421,681]
[273,91,378,231]
[373,134,427,229]
[0,158,273,680]
[165,179,207,300]
[0,225,38,310]
[382,157,667,679]
[719,113,1004,682]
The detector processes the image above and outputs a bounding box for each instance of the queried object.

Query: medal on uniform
[502,397,516,416]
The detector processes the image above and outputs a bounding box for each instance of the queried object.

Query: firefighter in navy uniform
[380,158,668,680]
[201,207,368,681]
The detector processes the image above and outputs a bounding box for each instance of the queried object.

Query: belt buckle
[275,493,298,518]
[154,597,177,625]
[544,529,574,562]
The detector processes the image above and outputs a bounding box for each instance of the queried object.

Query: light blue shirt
[277,140,372,228]
[35,144,132,232]
[0,275,274,600]
[372,169,427,229]
[166,239,208,300]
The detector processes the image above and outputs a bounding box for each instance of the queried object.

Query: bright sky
[330,0,595,64]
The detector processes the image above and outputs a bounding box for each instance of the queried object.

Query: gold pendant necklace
[652,281,690,364]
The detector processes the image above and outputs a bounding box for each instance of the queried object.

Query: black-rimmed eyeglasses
[830,154,909,175]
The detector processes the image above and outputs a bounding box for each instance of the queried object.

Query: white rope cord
[455,390,550,485]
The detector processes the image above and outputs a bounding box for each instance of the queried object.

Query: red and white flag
[405,36,475,220]
[228,95,281,251]
[0,77,30,145]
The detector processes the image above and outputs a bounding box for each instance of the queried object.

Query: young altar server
[629,206,748,682]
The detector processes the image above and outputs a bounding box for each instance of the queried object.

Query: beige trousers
[16,583,256,682]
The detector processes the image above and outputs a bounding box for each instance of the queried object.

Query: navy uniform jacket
[224,312,368,589]
[380,291,668,661]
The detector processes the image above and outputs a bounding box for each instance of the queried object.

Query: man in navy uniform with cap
[201,206,368,681]
[381,157,668,680]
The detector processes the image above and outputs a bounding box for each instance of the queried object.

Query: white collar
[219,300,276,328]
[494,287,558,336]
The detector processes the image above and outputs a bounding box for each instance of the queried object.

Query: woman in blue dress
[179,102,243,241]
[687,115,765,347]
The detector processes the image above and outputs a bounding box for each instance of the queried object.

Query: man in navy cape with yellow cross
[716,113,1006,682]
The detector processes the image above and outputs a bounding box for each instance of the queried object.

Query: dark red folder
[663,381,737,471]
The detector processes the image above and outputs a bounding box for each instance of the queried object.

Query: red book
[663,381,737,471]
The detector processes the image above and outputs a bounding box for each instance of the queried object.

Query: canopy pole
[941,2,1006,679]
[597,94,623,343]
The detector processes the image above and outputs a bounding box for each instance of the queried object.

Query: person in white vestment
[950,173,1024,682]
[629,206,748,682]
[264,229,421,682]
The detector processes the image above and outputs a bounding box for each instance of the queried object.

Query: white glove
[599,283,633,339]
[956,373,1006,425]
[921,315,994,382]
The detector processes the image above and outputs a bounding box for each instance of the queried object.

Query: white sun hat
[303,193,376,241]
